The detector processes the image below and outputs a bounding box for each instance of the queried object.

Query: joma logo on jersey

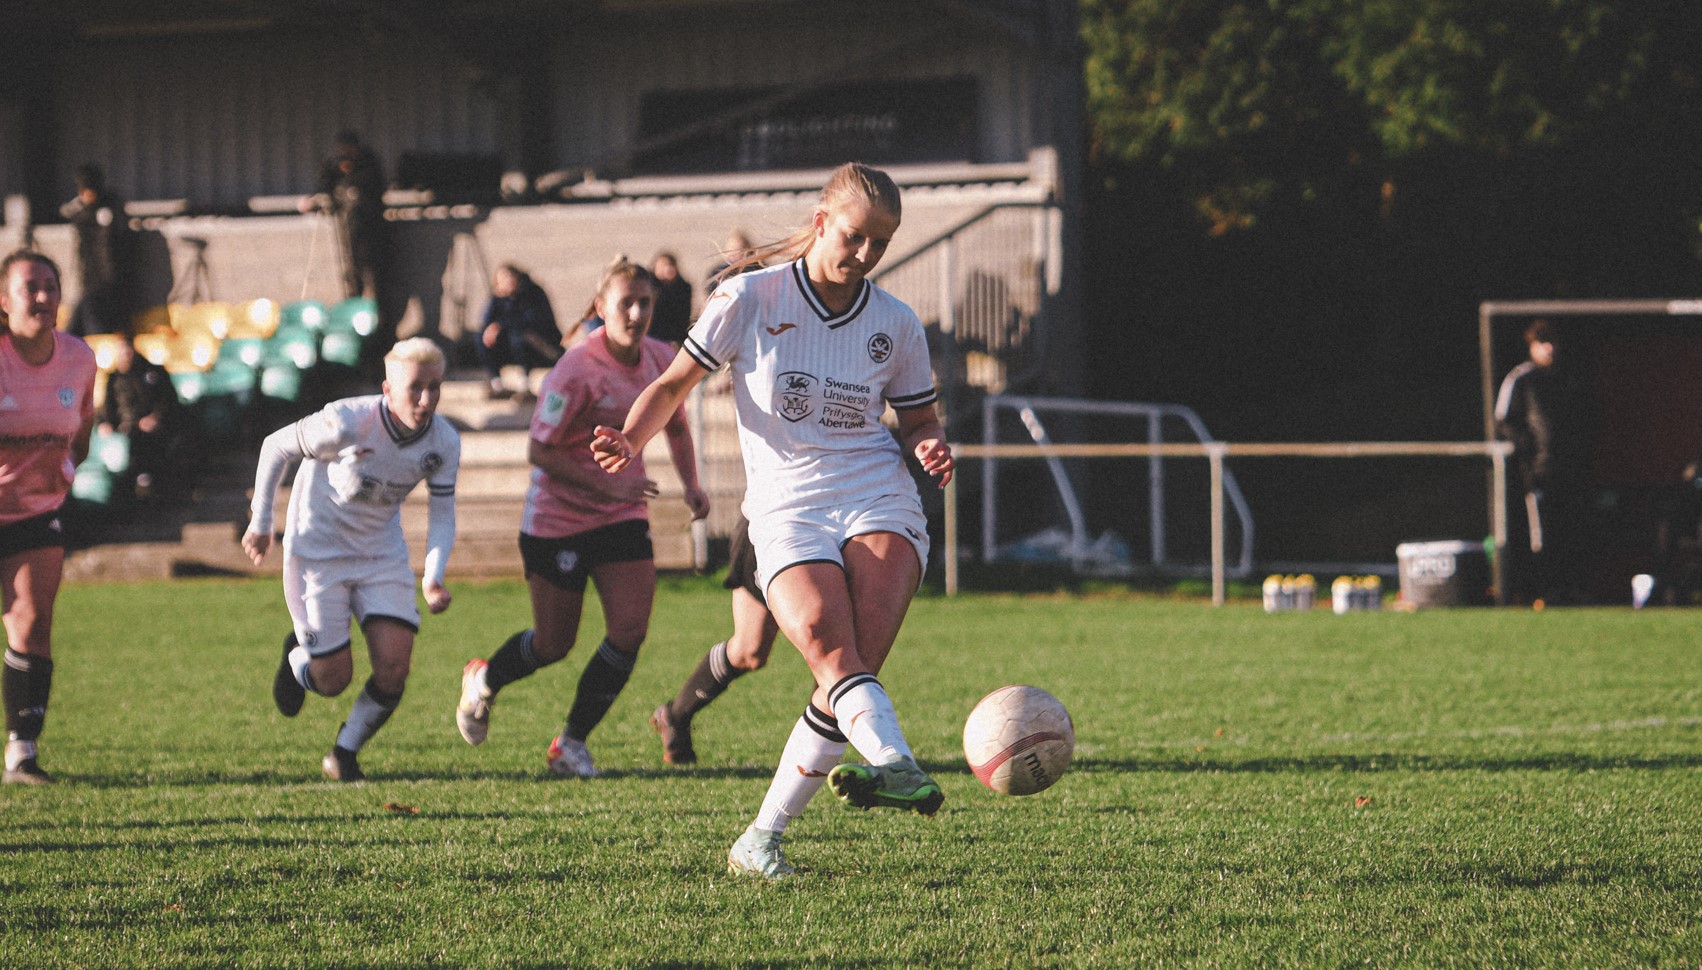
[766,322,798,336]
[867,333,892,363]
[775,372,817,423]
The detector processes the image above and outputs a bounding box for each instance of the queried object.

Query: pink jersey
[0,332,97,526]
[521,330,682,538]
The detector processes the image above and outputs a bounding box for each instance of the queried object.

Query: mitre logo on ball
[963,685,1075,796]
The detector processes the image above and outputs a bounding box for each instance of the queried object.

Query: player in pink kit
[0,250,97,785]
[593,164,954,879]
[456,258,709,777]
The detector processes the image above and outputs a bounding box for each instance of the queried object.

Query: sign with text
[636,77,979,174]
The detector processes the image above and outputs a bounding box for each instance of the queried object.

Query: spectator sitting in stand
[478,264,560,400]
[649,251,694,347]
[97,337,179,501]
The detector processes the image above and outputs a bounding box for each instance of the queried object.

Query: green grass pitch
[5,575,1702,967]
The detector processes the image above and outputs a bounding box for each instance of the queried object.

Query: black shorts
[520,519,653,592]
[0,509,69,560]
[722,514,766,605]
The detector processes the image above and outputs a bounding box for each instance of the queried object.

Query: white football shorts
[283,554,420,656]
[748,494,930,597]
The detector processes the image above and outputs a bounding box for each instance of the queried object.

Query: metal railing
[872,202,1062,421]
[978,394,1255,578]
[943,439,1514,605]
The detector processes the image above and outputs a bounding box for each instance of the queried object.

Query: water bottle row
[1262,574,1384,613]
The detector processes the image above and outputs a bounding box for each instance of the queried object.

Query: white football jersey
[282,395,461,562]
[684,259,937,519]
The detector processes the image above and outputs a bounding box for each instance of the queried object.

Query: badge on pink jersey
[540,391,567,427]
[59,387,75,409]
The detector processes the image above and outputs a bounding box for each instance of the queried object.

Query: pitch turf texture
[6,577,1702,968]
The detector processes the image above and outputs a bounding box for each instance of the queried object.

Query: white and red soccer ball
[963,685,1074,796]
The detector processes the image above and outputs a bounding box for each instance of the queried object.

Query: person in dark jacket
[648,251,694,346]
[60,164,135,337]
[1495,320,1595,604]
[97,337,179,498]
[477,264,560,399]
[300,130,387,301]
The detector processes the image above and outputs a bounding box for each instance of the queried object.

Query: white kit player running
[242,338,460,782]
[593,163,955,879]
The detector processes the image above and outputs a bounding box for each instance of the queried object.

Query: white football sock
[5,739,36,771]
[829,674,913,766]
[753,705,847,833]
[288,644,316,693]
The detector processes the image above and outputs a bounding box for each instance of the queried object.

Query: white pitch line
[1123,715,1702,751]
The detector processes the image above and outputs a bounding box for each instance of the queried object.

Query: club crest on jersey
[867,333,892,363]
[421,452,443,475]
[59,387,76,409]
[539,391,568,427]
[775,371,817,423]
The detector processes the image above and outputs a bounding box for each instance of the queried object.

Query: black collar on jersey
[379,400,432,446]
[790,259,870,329]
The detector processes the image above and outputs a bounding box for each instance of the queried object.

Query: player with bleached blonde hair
[243,336,460,782]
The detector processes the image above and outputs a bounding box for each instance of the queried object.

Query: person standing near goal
[455,258,709,778]
[592,163,954,879]
[0,251,96,784]
[242,337,460,782]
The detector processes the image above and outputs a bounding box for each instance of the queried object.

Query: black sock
[485,630,543,694]
[3,649,53,742]
[668,641,746,722]
[565,639,636,741]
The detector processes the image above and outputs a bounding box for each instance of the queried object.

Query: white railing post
[1150,411,1166,567]
[982,395,998,564]
[1208,444,1227,606]
[944,472,959,596]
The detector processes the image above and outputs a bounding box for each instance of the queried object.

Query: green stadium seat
[71,458,116,505]
[219,337,266,369]
[89,429,131,475]
[170,370,210,405]
[320,329,363,368]
[262,326,319,370]
[205,357,259,403]
[330,297,379,337]
[260,363,304,402]
[281,300,330,334]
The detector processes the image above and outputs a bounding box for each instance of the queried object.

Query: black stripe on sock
[828,672,879,710]
[804,703,847,743]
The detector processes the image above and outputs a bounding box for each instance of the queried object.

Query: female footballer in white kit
[593,163,954,879]
[242,337,460,782]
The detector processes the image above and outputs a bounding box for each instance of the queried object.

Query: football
[963,685,1075,796]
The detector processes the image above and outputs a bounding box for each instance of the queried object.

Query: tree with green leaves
[1082,0,1701,234]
